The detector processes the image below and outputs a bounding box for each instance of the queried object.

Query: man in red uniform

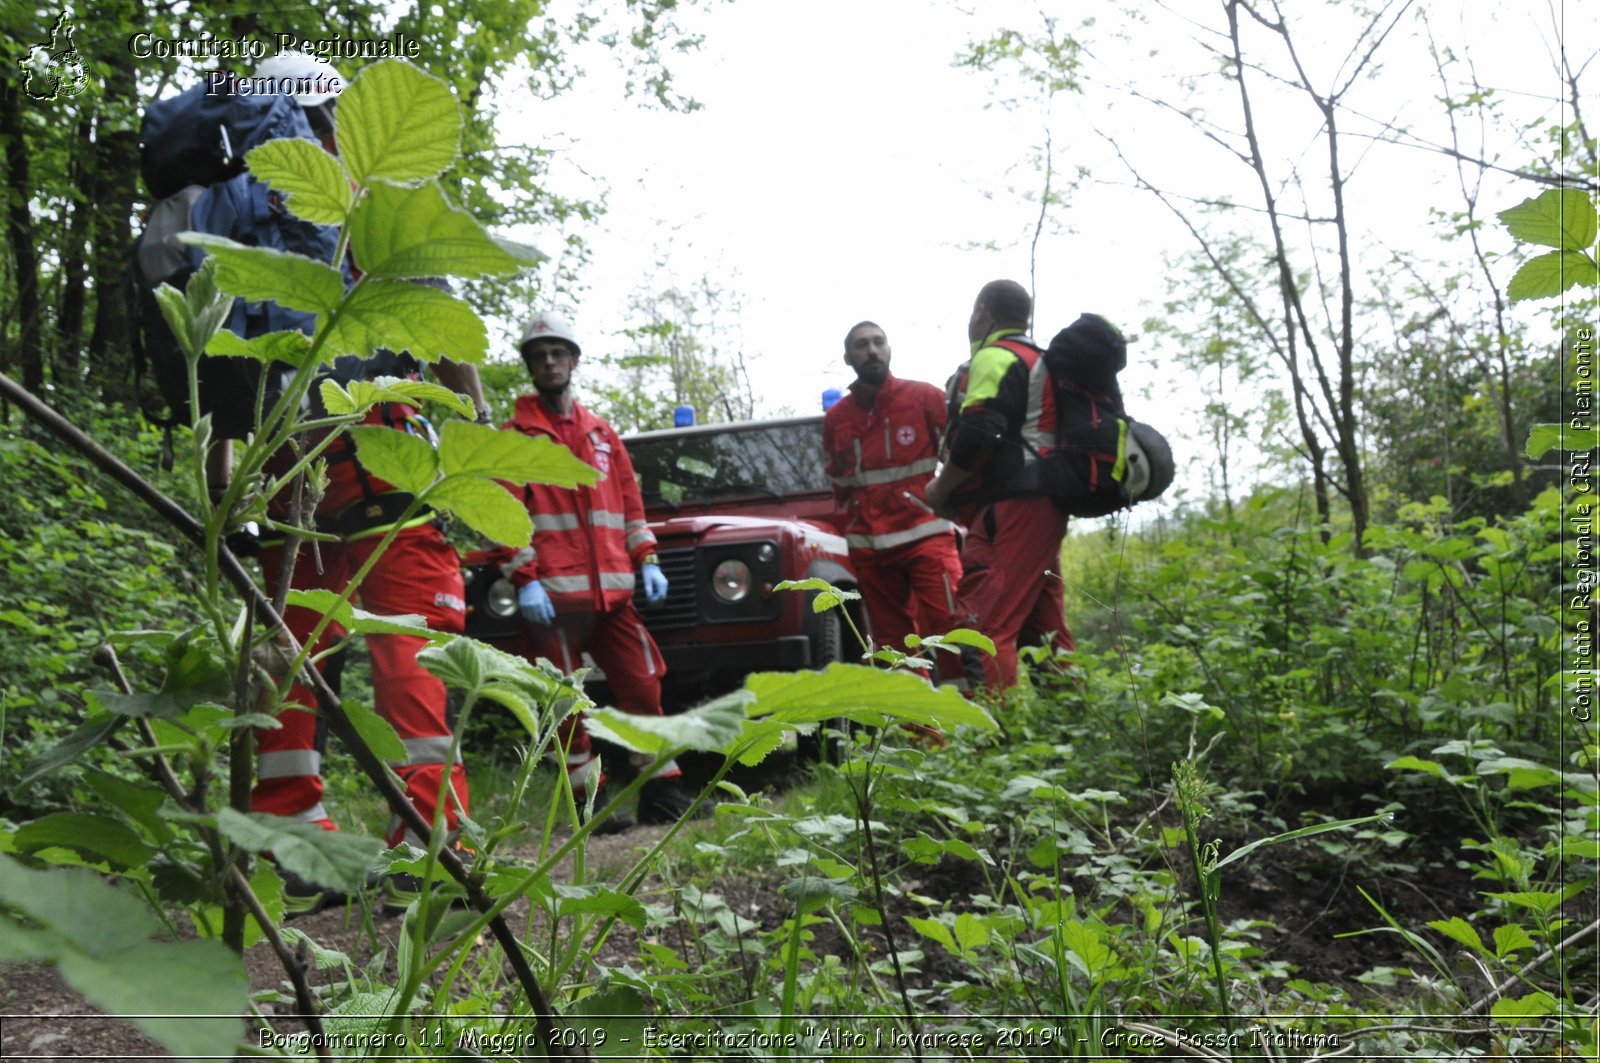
[499,312,695,828]
[252,352,485,858]
[927,280,1076,691]
[823,321,962,661]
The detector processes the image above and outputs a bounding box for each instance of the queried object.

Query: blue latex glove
[517,580,556,625]
[641,562,669,603]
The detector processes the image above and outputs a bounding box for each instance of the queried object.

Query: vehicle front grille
[634,547,699,631]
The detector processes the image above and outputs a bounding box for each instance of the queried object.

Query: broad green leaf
[0,854,249,1062]
[779,875,858,915]
[567,986,648,1060]
[438,420,599,486]
[427,477,532,547]
[740,663,997,732]
[20,715,121,785]
[1493,923,1536,958]
[585,696,748,755]
[345,424,438,495]
[341,700,407,763]
[952,912,990,953]
[14,813,157,870]
[95,632,233,721]
[915,628,998,656]
[1484,890,1565,915]
[1427,916,1487,954]
[205,328,315,365]
[1507,250,1599,303]
[729,717,790,767]
[553,884,648,928]
[1212,812,1391,873]
[1062,920,1116,975]
[213,809,383,893]
[245,137,352,224]
[418,637,583,727]
[1490,991,1559,1026]
[83,772,174,846]
[153,284,194,357]
[905,915,957,954]
[284,587,446,640]
[180,234,344,315]
[1498,189,1598,250]
[1526,422,1600,459]
[321,375,475,418]
[322,279,487,363]
[350,181,519,280]
[1385,755,1449,779]
[336,60,460,185]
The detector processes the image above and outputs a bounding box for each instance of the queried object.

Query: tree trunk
[56,114,94,375]
[0,85,45,391]
[85,54,139,408]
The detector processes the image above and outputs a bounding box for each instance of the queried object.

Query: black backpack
[996,314,1175,517]
[129,72,342,440]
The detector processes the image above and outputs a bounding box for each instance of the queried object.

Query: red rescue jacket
[498,394,658,612]
[822,374,956,555]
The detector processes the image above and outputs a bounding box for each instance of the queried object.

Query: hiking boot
[636,777,707,826]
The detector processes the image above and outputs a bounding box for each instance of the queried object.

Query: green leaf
[1061,920,1116,975]
[350,181,519,280]
[1385,755,1450,779]
[245,137,352,225]
[341,700,407,763]
[1498,189,1598,250]
[568,986,648,1060]
[205,328,315,365]
[20,715,122,785]
[323,279,487,363]
[1211,812,1391,874]
[337,60,460,185]
[321,376,475,418]
[952,912,991,953]
[1484,890,1565,915]
[428,477,532,547]
[905,915,957,954]
[1507,250,1598,302]
[179,235,344,315]
[915,628,998,656]
[1426,916,1487,955]
[0,854,249,1062]
[740,663,998,733]
[437,420,599,486]
[95,631,233,721]
[553,884,648,929]
[153,284,194,357]
[345,424,438,495]
[213,809,383,893]
[779,875,858,915]
[418,637,581,735]
[1493,923,1536,958]
[284,588,447,640]
[584,696,748,756]
[1490,990,1559,1026]
[14,813,158,870]
[1526,422,1600,459]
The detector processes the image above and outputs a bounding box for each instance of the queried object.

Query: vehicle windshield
[627,418,830,507]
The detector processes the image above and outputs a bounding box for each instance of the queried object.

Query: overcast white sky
[501,0,1585,498]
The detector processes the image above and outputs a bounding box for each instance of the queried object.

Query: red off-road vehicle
[462,414,865,707]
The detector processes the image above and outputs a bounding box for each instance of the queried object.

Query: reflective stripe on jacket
[498,394,658,612]
[822,374,955,554]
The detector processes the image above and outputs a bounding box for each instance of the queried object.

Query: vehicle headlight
[486,577,519,618]
[711,559,753,603]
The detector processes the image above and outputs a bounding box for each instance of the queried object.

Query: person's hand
[924,475,951,514]
[641,562,669,603]
[517,580,556,625]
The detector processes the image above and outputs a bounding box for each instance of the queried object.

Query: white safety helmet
[254,54,344,107]
[519,312,581,359]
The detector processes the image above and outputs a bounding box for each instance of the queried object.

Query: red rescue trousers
[516,601,680,795]
[251,523,470,846]
[853,535,963,655]
[950,495,1076,691]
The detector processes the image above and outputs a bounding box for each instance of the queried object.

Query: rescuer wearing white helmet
[252,53,343,136]
[496,312,700,830]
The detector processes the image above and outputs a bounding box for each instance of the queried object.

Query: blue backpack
[130,73,342,439]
